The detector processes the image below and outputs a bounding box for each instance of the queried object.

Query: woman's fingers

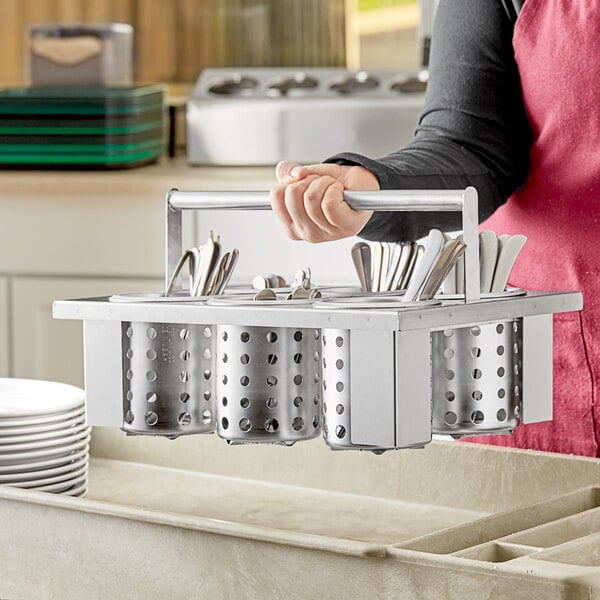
[269,183,301,240]
[275,160,308,184]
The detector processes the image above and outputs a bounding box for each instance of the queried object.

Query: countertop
[0,157,277,198]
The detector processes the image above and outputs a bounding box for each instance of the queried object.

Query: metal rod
[167,189,466,212]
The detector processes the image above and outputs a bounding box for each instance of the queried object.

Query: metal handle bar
[165,187,480,302]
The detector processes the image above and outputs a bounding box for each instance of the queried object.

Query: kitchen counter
[0,157,277,198]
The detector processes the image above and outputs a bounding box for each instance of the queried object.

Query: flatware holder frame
[53,187,582,451]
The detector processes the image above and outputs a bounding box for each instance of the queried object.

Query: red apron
[467,0,600,456]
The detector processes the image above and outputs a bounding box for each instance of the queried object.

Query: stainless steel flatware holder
[53,186,582,450]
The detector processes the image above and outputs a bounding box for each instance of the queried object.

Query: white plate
[61,480,87,497]
[0,446,88,474]
[6,464,88,489]
[0,379,84,419]
[0,412,86,437]
[0,406,85,429]
[32,470,88,493]
[0,436,90,466]
[0,425,90,453]
[0,453,88,483]
[0,417,87,444]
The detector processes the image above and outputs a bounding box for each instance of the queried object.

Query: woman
[270,0,600,456]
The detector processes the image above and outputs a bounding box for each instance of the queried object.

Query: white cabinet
[0,277,9,377]
[11,277,161,387]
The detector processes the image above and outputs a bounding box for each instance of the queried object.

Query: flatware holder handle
[165,187,481,302]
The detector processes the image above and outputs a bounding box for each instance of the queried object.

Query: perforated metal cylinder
[321,329,391,451]
[121,322,216,437]
[215,325,322,444]
[431,320,523,436]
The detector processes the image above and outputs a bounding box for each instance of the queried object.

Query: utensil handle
[165,187,480,302]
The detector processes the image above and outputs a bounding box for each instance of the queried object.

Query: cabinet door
[11,277,161,387]
[0,277,9,377]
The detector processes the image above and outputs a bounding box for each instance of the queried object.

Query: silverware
[420,239,467,300]
[217,248,239,294]
[490,234,527,293]
[403,229,445,302]
[479,230,499,294]
[351,242,371,292]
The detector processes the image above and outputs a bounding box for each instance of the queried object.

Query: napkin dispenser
[27,23,133,86]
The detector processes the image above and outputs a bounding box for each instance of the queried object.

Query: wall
[0,0,347,86]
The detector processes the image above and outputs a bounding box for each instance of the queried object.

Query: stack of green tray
[0,85,166,169]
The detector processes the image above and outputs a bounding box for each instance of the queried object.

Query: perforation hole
[146,349,156,360]
[239,418,251,432]
[443,330,454,338]
[497,367,505,377]
[147,370,157,382]
[323,402,328,413]
[126,390,133,402]
[178,413,191,426]
[292,417,304,431]
[294,331,303,342]
[180,350,190,362]
[240,331,250,343]
[126,369,133,380]
[314,351,320,362]
[267,353,278,365]
[470,326,481,337]
[145,411,158,426]
[204,348,212,360]
[126,326,134,338]
[203,327,212,338]
[313,415,320,428]
[314,330,320,340]
[472,390,483,401]
[314,372,320,383]
[221,331,228,341]
[221,417,229,430]
[179,328,190,340]
[240,375,250,386]
[293,353,303,364]
[179,393,190,403]
[496,324,504,334]
[444,369,455,381]
[203,390,211,402]
[314,394,320,405]
[293,375,303,385]
[147,327,157,340]
[265,418,279,433]
[444,348,454,359]
[222,353,228,363]
[124,409,134,424]
[472,369,482,380]
[514,342,519,354]
[336,425,346,439]
[513,322,519,333]
[497,409,507,421]
[202,410,212,424]
[322,358,327,369]
[322,335,327,346]
[471,410,485,424]
[267,332,278,343]
[222,375,228,385]
[293,396,303,407]
[179,371,190,383]
[498,388,506,399]
[445,391,455,402]
[240,354,250,365]
[471,347,481,358]
[336,336,344,347]
[126,348,134,359]
[444,411,457,425]
[497,345,505,356]
[222,397,228,407]
[336,381,344,392]
[336,359,344,370]
[266,397,278,409]
[147,392,157,403]
[266,375,278,387]
[240,397,250,408]
[336,404,344,415]
[204,370,211,380]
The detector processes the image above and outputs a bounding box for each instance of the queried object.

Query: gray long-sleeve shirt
[326,0,531,241]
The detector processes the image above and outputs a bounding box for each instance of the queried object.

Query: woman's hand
[270,160,380,243]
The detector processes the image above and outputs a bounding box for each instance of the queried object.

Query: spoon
[490,234,527,293]
[351,242,371,292]
[479,230,499,294]
[403,229,445,302]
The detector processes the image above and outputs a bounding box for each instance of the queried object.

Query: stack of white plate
[0,379,90,496]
